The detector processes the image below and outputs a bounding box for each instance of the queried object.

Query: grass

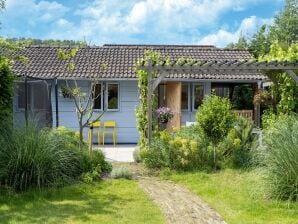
[168,169,298,224]
[0,179,165,224]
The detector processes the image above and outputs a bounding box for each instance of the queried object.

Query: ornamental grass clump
[260,114,298,201]
[0,125,111,191]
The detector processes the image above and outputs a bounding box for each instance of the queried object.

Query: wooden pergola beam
[138,60,298,145]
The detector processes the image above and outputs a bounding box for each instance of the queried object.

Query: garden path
[138,177,226,224]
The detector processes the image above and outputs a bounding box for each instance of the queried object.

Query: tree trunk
[79,116,84,150]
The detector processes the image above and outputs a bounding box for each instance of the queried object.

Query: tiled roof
[12,44,266,81]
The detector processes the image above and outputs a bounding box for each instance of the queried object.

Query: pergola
[138,59,298,143]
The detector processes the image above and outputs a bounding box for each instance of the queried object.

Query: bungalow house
[12,44,266,144]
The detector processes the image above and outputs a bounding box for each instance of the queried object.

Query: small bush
[260,114,298,201]
[219,117,256,168]
[133,148,142,163]
[111,167,132,179]
[141,130,213,170]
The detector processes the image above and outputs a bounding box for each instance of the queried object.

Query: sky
[0,0,285,47]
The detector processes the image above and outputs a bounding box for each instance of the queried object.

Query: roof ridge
[102,44,216,49]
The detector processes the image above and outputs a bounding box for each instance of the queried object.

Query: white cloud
[0,0,280,45]
[198,16,273,47]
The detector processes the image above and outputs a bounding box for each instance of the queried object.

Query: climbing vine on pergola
[136,56,298,145]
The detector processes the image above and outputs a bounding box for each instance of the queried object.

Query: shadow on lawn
[0,182,126,223]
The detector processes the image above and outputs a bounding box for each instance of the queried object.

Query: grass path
[139,177,226,224]
[115,163,226,224]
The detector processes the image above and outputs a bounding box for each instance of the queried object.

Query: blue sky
[0,0,284,47]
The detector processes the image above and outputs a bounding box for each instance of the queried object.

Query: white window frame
[93,82,103,111]
[181,83,190,112]
[192,83,205,111]
[106,82,120,112]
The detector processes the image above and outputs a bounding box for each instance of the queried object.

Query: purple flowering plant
[156,107,174,123]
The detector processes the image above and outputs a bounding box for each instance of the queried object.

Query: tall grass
[0,125,81,191]
[261,114,298,201]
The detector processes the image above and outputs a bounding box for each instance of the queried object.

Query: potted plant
[156,107,174,124]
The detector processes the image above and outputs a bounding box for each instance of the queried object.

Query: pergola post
[147,70,153,145]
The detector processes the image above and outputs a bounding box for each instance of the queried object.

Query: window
[93,83,102,110]
[107,83,119,111]
[212,85,230,98]
[181,83,189,111]
[193,84,204,110]
[158,84,166,107]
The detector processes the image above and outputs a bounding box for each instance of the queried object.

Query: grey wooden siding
[51,80,140,144]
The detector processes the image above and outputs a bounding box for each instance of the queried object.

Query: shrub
[133,148,142,163]
[0,125,111,191]
[260,114,298,201]
[219,117,256,168]
[0,59,14,123]
[196,95,236,168]
[141,130,213,170]
[111,167,132,179]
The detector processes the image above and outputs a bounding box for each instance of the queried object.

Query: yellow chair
[88,121,102,145]
[102,121,117,145]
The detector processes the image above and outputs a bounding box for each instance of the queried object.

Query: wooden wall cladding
[166,82,181,131]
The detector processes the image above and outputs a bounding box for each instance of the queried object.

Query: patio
[94,144,137,162]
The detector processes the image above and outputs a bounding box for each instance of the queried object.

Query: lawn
[168,169,298,224]
[0,179,165,224]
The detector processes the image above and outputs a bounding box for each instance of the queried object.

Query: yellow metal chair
[102,121,117,145]
[88,120,102,145]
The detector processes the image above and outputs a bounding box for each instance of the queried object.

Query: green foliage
[260,114,298,201]
[219,117,256,168]
[141,129,212,170]
[196,95,236,145]
[111,167,132,179]
[231,84,254,109]
[260,42,298,113]
[6,37,87,47]
[133,148,142,163]
[248,25,271,58]
[269,0,298,45]
[0,125,111,191]
[261,109,278,129]
[0,125,81,191]
[135,50,165,149]
[0,58,14,122]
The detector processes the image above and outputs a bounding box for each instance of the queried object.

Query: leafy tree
[269,0,298,45]
[226,35,248,49]
[6,38,86,47]
[196,95,236,169]
[57,46,107,149]
[248,25,271,58]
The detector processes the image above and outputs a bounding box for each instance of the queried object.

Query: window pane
[17,83,26,109]
[212,86,230,98]
[158,84,166,107]
[181,84,189,110]
[107,84,118,110]
[93,84,102,110]
[194,85,204,109]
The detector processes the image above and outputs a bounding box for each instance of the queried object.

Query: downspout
[54,78,59,127]
[24,74,28,127]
